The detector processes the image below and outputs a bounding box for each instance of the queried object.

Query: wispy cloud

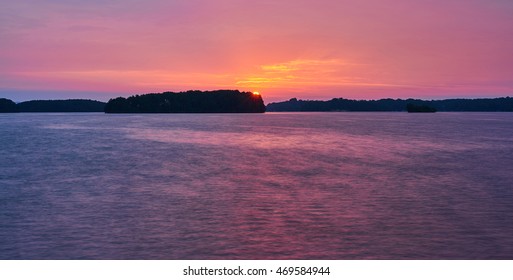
[237,59,338,86]
[236,59,382,89]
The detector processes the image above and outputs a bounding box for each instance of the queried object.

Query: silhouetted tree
[267,97,513,112]
[17,99,106,112]
[105,90,266,113]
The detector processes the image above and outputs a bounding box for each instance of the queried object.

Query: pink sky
[1,0,513,102]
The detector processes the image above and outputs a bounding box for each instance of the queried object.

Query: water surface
[1,112,512,259]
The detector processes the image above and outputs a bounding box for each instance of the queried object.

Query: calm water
[1,112,513,259]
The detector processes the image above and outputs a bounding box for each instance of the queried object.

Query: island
[266,97,513,112]
[17,99,106,112]
[104,90,266,113]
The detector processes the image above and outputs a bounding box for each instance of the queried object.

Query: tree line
[266,97,513,112]
[3,95,513,113]
[0,99,106,112]
[104,90,266,113]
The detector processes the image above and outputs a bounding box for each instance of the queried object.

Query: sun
[253,91,260,95]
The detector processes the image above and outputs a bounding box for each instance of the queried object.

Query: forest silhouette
[2,95,513,113]
[15,99,106,112]
[104,90,265,113]
[267,97,513,112]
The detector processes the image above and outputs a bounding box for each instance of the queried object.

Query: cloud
[235,58,448,97]
[236,59,363,88]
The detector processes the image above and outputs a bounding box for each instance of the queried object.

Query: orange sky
[1,0,513,103]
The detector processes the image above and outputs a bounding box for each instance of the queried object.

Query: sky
[1,0,513,103]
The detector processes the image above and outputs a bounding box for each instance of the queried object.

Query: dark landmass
[3,95,513,113]
[267,97,513,112]
[0,98,19,113]
[407,103,437,113]
[105,90,266,113]
[17,99,106,112]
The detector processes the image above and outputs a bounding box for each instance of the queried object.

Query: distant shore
[2,94,513,113]
[266,97,513,112]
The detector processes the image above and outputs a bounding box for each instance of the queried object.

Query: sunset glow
[1,1,513,102]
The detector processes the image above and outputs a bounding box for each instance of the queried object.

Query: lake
[1,112,512,259]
